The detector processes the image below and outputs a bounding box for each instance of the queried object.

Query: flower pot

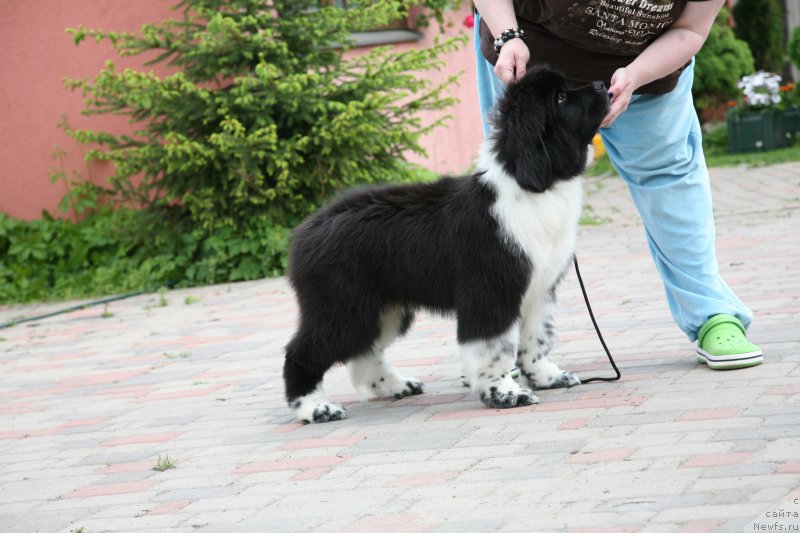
[780,108,800,147]
[726,109,786,153]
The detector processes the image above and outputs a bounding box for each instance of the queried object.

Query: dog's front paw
[392,378,425,399]
[311,402,346,423]
[479,385,539,408]
[523,357,581,390]
[367,375,424,400]
[533,369,581,389]
[292,398,347,424]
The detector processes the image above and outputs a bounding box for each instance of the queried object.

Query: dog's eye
[557,92,568,105]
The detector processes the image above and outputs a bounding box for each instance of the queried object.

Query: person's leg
[474,13,507,138]
[599,60,760,367]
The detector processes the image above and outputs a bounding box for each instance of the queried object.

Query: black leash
[573,256,622,383]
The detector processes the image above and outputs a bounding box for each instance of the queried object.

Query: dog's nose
[592,81,606,93]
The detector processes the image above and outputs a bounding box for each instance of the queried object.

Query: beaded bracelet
[493,27,527,54]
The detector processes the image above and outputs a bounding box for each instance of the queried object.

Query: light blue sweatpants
[474,16,752,341]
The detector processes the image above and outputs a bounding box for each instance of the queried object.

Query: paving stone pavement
[1,162,799,533]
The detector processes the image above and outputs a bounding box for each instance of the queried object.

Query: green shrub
[700,122,730,157]
[65,0,462,232]
[693,8,754,118]
[789,25,800,71]
[732,0,785,73]
[417,0,465,30]
[0,208,290,303]
[1,0,463,304]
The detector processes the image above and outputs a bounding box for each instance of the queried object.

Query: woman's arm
[473,0,530,85]
[602,0,725,127]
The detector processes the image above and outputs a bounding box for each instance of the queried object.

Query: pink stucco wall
[399,7,484,176]
[0,2,481,221]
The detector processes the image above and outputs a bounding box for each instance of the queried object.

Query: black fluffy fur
[283,66,610,405]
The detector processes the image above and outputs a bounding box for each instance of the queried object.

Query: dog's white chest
[480,166,583,292]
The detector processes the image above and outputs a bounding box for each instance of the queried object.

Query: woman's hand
[601,67,635,128]
[494,38,530,85]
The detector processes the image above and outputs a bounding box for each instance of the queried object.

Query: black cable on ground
[0,283,176,330]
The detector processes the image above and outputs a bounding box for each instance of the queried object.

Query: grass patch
[585,154,618,177]
[579,204,612,226]
[163,352,190,359]
[158,288,169,307]
[184,295,200,305]
[704,144,800,167]
[153,453,176,472]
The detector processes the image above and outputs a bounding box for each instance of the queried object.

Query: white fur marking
[476,143,582,392]
[292,385,345,423]
[527,356,580,388]
[461,322,539,406]
[347,307,423,399]
[348,355,423,399]
[477,143,583,296]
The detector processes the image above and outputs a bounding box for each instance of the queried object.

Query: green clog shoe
[696,314,763,370]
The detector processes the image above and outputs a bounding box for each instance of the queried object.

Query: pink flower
[463,14,474,29]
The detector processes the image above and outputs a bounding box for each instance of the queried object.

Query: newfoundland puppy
[284,66,610,423]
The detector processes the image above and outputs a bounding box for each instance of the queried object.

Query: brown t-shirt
[479,0,712,94]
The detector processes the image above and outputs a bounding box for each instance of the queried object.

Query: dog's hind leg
[460,321,539,408]
[284,336,347,423]
[284,296,386,423]
[347,307,424,399]
[517,286,580,390]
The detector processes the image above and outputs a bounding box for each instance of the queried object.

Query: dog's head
[490,66,610,193]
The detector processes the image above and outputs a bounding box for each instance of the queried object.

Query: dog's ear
[490,83,555,193]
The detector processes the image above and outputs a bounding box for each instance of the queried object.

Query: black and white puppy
[284,66,610,423]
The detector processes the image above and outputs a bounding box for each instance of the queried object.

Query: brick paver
[1,163,799,532]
